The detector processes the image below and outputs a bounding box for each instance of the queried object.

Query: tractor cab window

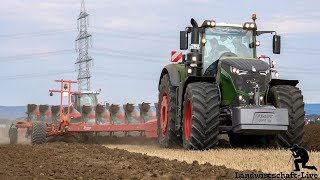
[79,94,97,106]
[202,27,254,73]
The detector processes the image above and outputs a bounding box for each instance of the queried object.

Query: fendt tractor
[157,14,304,150]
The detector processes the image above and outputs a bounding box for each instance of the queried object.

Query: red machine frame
[15,79,158,139]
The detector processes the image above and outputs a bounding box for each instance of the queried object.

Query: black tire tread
[268,85,304,148]
[157,74,181,147]
[31,121,47,144]
[182,82,220,150]
[9,124,18,144]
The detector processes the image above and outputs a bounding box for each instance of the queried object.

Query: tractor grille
[231,71,270,94]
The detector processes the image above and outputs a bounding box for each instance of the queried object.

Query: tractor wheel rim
[160,94,169,136]
[184,99,191,141]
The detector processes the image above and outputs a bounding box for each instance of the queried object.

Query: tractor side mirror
[273,35,281,54]
[180,31,188,50]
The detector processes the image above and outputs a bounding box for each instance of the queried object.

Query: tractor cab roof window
[203,27,254,72]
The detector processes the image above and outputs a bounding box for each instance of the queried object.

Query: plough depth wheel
[9,124,18,144]
[31,121,47,144]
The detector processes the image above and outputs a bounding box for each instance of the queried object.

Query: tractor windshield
[79,94,98,106]
[202,27,254,72]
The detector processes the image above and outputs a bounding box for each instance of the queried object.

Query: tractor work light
[243,22,257,30]
[271,60,276,68]
[239,95,243,101]
[63,83,68,90]
[256,41,260,46]
[275,72,280,79]
[201,38,207,44]
[187,68,192,74]
[192,56,197,61]
[202,20,216,27]
[260,96,264,101]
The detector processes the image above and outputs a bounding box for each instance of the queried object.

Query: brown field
[0,124,319,179]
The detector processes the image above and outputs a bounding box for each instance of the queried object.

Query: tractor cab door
[71,94,79,110]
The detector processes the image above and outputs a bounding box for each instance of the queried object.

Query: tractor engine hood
[219,58,271,105]
[221,58,269,71]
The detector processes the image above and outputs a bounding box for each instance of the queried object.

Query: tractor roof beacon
[157,14,304,150]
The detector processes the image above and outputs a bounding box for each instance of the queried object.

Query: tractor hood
[219,57,271,106]
[221,58,269,71]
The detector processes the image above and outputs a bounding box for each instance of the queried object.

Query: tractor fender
[266,79,299,102]
[269,79,299,87]
[158,64,181,88]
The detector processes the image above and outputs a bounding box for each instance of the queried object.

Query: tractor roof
[187,21,243,28]
[80,90,100,94]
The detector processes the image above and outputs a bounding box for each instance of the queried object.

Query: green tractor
[157,14,304,150]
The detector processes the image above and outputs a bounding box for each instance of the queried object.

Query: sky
[0,0,320,106]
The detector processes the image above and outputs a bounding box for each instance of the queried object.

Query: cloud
[261,19,320,34]
[1,0,79,29]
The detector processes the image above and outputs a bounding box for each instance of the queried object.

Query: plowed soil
[0,143,255,180]
[0,124,319,179]
[303,124,320,151]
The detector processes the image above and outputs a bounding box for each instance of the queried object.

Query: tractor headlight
[187,68,192,74]
[230,67,248,75]
[260,96,264,101]
[259,69,270,76]
[243,22,257,30]
[271,60,276,68]
[202,20,216,27]
[192,56,197,61]
[275,72,280,79]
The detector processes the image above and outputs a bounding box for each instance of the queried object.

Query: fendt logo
[252,66,256,72]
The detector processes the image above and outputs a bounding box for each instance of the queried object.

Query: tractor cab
[201,23,255,75]
[71,90,100,111]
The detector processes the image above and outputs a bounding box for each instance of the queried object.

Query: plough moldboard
[9,79,158,144]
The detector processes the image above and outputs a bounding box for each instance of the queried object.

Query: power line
[91,26,175,39]
[91,51,168,63]
[0,49,75,62]
[0,69,75,80]
[0,28,76,39]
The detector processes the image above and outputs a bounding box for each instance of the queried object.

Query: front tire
[182,82,220,150]
[157,74,181,148]
[268,85,304,148]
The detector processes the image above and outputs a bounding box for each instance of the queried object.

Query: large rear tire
[157,74,181,148]
[182,82,220,150]
[268,85,304,148]
[9,124,18,144]
[31,121,47,144]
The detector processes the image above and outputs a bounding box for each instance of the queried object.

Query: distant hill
[0,104,319,120]
[0,106,26,120]
[305,104,320,115]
